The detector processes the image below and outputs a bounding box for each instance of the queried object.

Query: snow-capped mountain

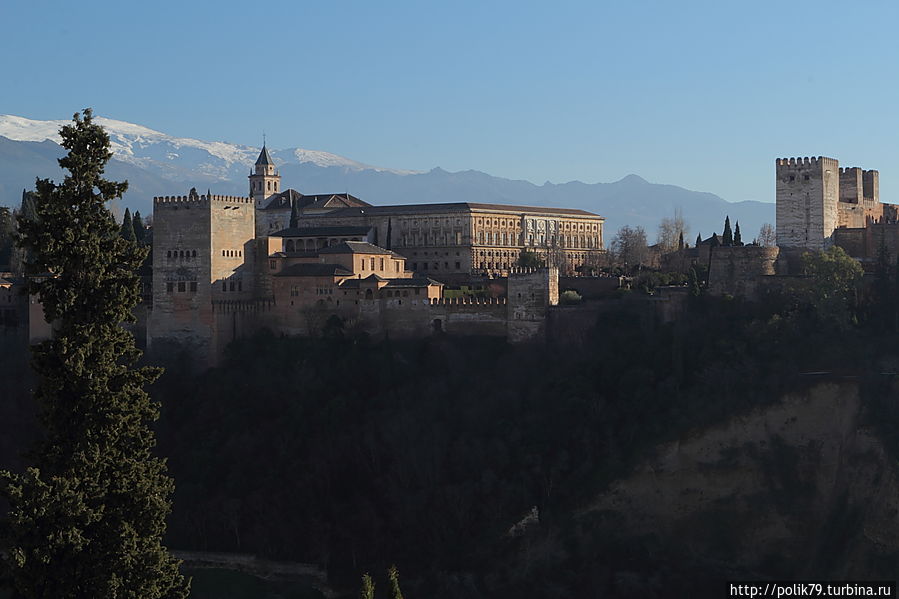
[0,114,774,238]
[0,115,417,183]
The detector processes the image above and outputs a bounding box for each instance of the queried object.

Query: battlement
[838,167,878,175]
[429,297,507,306]
[154,195,252,206]
[775,156,838,168]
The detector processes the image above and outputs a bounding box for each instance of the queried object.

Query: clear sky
[3,0,899,203]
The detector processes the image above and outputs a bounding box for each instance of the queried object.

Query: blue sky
[3,0,899,204]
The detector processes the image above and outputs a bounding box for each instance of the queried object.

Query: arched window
[192,250,197,257]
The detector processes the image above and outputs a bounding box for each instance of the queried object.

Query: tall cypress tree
[120,207,136,242]
[734,221,742,246]
[722,216,733,246]
[132,210,146,245]
[0,109,188,599]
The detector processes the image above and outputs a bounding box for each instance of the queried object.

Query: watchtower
[148,190,255,359]
[775,156,840,250]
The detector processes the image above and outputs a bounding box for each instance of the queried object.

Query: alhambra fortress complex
[4,151,896,361]
[146,147,603,359]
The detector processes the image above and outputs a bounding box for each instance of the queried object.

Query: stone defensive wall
[775,156,832,167]
[708,246,780,298]
[153,194,252,205]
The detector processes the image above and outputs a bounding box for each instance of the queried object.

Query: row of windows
[165,281,198,293]
[221,280,243,292]
[252,180,279,192]
[401,232,464,246]
[403,218,462,228]
[360,257,401,272]
[411,261,462,271]
[222,249,242,257]
[166,249,197,259]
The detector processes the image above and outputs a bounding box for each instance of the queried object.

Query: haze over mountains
[0,115,774,241]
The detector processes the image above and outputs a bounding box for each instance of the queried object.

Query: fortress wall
[707,246,780,298]
[833,228,867,259]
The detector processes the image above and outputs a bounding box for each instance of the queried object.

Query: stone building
[295,202,604,278]
[146,147,586,362]
[775,156,897,251]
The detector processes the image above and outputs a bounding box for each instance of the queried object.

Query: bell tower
[249,143,281,208]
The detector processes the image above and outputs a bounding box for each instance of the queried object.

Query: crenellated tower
[249,145,281,209]
[775,156,840,250]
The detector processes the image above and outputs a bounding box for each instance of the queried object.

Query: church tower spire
[249,141,281,208]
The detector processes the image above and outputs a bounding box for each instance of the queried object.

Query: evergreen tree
[0,206,13,268]
[734,221,742,246]
[361,573,375,599]
[0,109,188,599]
[132,210,146,245]
[722,216,733,246]
[677,230,684,251]
[388,565,404,599]
[120,207,136,242]
[688,266,702,297]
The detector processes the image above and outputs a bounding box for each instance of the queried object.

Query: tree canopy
[0,109,188,599]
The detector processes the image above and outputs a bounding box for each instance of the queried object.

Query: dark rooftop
[303,202,602,218]
[273,263,353,278]
[271,226,372,238]
[255,145,275,166]
[260,191,370,211]
[318,241,401,256]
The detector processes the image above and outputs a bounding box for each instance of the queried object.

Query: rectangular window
[230,281,235,292]
[269,260,276,270]
[455,262,461,269]
[177,281,186,292]
[166,282,173,293]
[370,258,375,270]
[380,258,385,270]
[222,282,227,292]
[189,282,197,292]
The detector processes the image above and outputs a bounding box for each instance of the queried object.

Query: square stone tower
[775,156,840,250]
[148,191,255,359]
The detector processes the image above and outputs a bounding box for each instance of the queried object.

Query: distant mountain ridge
[0,114,774,241]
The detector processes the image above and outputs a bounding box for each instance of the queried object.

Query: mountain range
[0,115,774,242]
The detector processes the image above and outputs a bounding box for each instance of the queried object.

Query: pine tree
[132,210,146,245]
[120,207,136,242]
[677,230,684,251]
[388,565,404,599]
[361,573,375,599]
[0,109,188,599]
[734,221,743,246]
[722,216,733,246]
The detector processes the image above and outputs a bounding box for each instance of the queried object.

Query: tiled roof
[271,226,372,238]
[260,191,370,211]
[255,145,275,166]
[273,263,353,277]
[384,277,442,288]
[318,241,401,256]
[304,202,602,218]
